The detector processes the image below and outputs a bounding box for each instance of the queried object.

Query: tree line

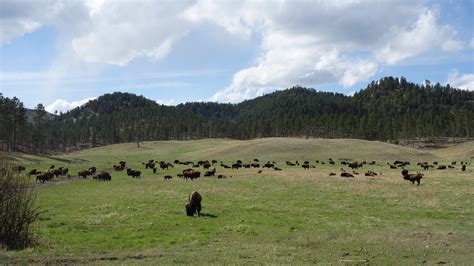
[1,76,473,153]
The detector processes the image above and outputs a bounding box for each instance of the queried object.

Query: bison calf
[185,191,202,217]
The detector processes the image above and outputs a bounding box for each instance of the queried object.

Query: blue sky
[0,0,473,113]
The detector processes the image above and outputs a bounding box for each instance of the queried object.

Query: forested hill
[1,76,473,152]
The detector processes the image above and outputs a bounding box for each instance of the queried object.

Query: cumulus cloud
[0,0,65,44]
[447,71,474,91]
[2,0,467,104]
[71,0,192,66]
[46,97,96,113]
[188,1,463,102]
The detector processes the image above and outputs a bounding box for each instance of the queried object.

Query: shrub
[0,159,40,250]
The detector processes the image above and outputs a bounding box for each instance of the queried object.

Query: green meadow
[1,138,473,264]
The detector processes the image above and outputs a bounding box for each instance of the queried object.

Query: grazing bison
[78,169,91,179]
[94,171,111,181]
[401,169,423,185]
[257,170,262,174]
[126,168,141,178]
[183,169,200,180]
[217,174,229,179]
[437,165,447,170]
[204,168,216,177]
[159,162,169,170]
[144,161,155,169]
[164,175,173,180]
[328,172,336,176]
[251,163,260,168]
[263,162,274,168]
[232,163,242,169]
[185,191,202,217]
[349,162,362,169]
[302,164,310,170]
[273,167,282,171]
[462,165,466,172]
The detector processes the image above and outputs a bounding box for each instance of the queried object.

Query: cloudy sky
[0,0,473,113]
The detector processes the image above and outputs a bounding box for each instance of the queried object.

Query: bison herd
[11,156,471,187]
[7,155,472,218]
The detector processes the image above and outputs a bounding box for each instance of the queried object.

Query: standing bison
[185,191,202,217]
[401,169,423,185]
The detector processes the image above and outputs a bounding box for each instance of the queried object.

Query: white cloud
[447,71,474,91]
[441,39,464,52]
[377,9,463,64]
[195,2,464,102]
[0,0,65,44]
[156,99,178,106]
[45,97,96,113]
[71,1,192,66]
[2,0,467,104]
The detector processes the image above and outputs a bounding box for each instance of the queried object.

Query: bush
[0,159,40,250]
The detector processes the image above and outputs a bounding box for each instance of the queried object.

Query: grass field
[1,138,473,264]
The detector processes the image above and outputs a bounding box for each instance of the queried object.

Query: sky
[0,0,473,113]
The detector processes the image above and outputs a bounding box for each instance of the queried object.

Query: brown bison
[78,169,91,178]
[94,171,111,181]
[185,191,202,217]
[183,169,200,180]
[204,168,216,177]
[401,169,423,185]
[462,165,466,172]
[340,172,354,178]
[36,172,53,183]
[127,168,141,178]
[164,175,173,180]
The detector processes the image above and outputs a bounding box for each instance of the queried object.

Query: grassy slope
[430,140,474,160]
[1,138,473,264]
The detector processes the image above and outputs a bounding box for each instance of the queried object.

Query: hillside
[1,76,473,152]
[430,140,474,160]
[4,138,447,165]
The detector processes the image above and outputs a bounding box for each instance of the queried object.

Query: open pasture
[1,138,473,264]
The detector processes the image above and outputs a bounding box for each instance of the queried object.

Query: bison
[36,172,53,183]
[164,175,173,180]
[94,171,111,181]
[232,163,242,169]
[185,191,202,217]
[462,165,466,172]
[183,169,200,180]
[204,168,216,177]
[127,168,141,178]
[340,172,354,178]
[401,169,423,185]
[78,169,91,179]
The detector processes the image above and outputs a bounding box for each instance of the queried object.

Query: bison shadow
[199,213,218,218]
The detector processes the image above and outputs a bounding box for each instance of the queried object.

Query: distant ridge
[1,76,473,152]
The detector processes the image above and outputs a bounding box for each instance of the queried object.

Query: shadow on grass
[199,213,218,218]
